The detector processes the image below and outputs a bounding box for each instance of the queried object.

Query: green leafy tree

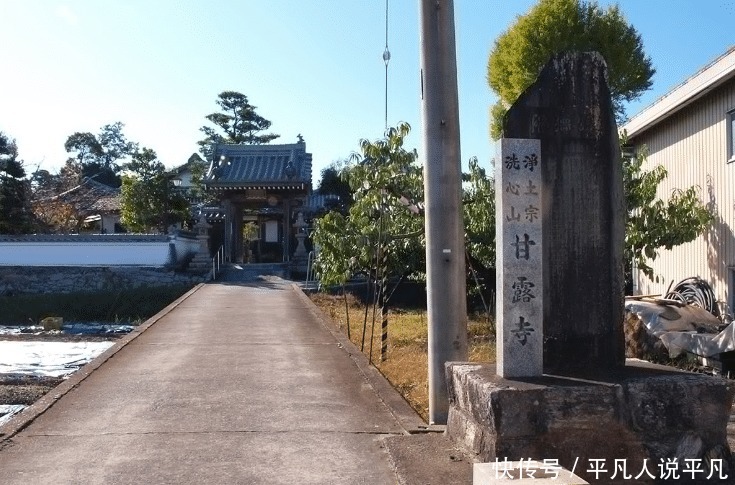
[463,157,495,270]
[313,125,498,291]
[199,91,279,158]
[120,148,189,233]
[97,122,138,167]
[623,143,713,288]
[64,122,138,187]
[487,0,654,138]
[316,161,354,214]
[0,132,33,234]
[311,210,356,287]
[462,157,496,308]
[64,132,102,165]
[312,123,424,288]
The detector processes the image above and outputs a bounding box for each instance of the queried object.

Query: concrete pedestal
[446,361,735,484]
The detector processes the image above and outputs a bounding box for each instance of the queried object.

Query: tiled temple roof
[205,140,312,191]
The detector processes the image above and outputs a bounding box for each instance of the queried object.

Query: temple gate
[204,138,312,264]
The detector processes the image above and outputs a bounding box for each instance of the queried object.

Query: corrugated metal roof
[623,46,735,138]
[304,193,339,209]
[205,141,312,189]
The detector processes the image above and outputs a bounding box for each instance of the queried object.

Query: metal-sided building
[623,46,735,309]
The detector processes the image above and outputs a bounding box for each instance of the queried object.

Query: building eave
[623,46,735,139]
[205,182,309,192]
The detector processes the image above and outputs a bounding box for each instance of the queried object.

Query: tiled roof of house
[87,193,120,213]
[170,153,205,175]
[59,177,121,215]
[205,140,312,191]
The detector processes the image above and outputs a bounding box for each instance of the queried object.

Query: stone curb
[0,283,206,442]
[291,284,436,435]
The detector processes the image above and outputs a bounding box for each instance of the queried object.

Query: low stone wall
[0,266,206,295]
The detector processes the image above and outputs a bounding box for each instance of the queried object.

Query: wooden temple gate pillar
[223,199,245,263]
[223,199,234,263]
[282,197,291,262]
[233,204,244,263]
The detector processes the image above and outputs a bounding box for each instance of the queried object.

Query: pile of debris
[625,277,735,375]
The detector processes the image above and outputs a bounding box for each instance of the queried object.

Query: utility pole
[418,0,468,425]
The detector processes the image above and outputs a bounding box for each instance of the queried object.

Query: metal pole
[419,0,468,425]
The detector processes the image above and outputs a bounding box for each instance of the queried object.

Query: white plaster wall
[101,215,120,234]
[172,236,201,261]
[0,242,172,266]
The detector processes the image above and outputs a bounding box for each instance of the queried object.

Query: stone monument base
[446,360,735,484]
[290,256,309,275]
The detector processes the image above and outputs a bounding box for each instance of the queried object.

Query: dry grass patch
[309,291,495,422]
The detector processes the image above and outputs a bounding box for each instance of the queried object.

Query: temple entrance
[242,216,286,263]
[203,139,313,266]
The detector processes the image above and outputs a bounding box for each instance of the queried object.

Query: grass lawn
[310,291,495,422]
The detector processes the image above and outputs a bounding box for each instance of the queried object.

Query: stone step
[219,263,290,282]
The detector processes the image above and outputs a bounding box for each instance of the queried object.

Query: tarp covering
[625,299,731,358]
[0,324,134,336]
[0,405,25,427]
[0,341,114,377]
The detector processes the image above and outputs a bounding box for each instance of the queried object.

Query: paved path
[0,278,430,484]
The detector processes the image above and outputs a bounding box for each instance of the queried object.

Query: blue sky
[1,1,734,184]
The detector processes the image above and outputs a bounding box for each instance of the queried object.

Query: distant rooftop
[51,177,121,215]
[170,153,205,175]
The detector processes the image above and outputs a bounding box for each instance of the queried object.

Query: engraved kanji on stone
[525,205,540,222]
[511,233,536,260]
[504,153,521,170]
[506,206,521,222]
[511,276,536,303]
[524,180,539,196]
[524,153,539,171]
[505,182,521,195]
[511,316,535,345]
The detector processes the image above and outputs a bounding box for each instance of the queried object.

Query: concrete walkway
[0,277,468,484]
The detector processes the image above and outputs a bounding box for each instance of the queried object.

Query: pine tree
[198,91,279,158]
[0,132,33,234]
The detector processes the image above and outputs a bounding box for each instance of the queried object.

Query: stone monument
[497,138,543,378]
[293,212,308,259]
[446,52,735,484]
[290,212,309,273]
[503,51,625,375]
